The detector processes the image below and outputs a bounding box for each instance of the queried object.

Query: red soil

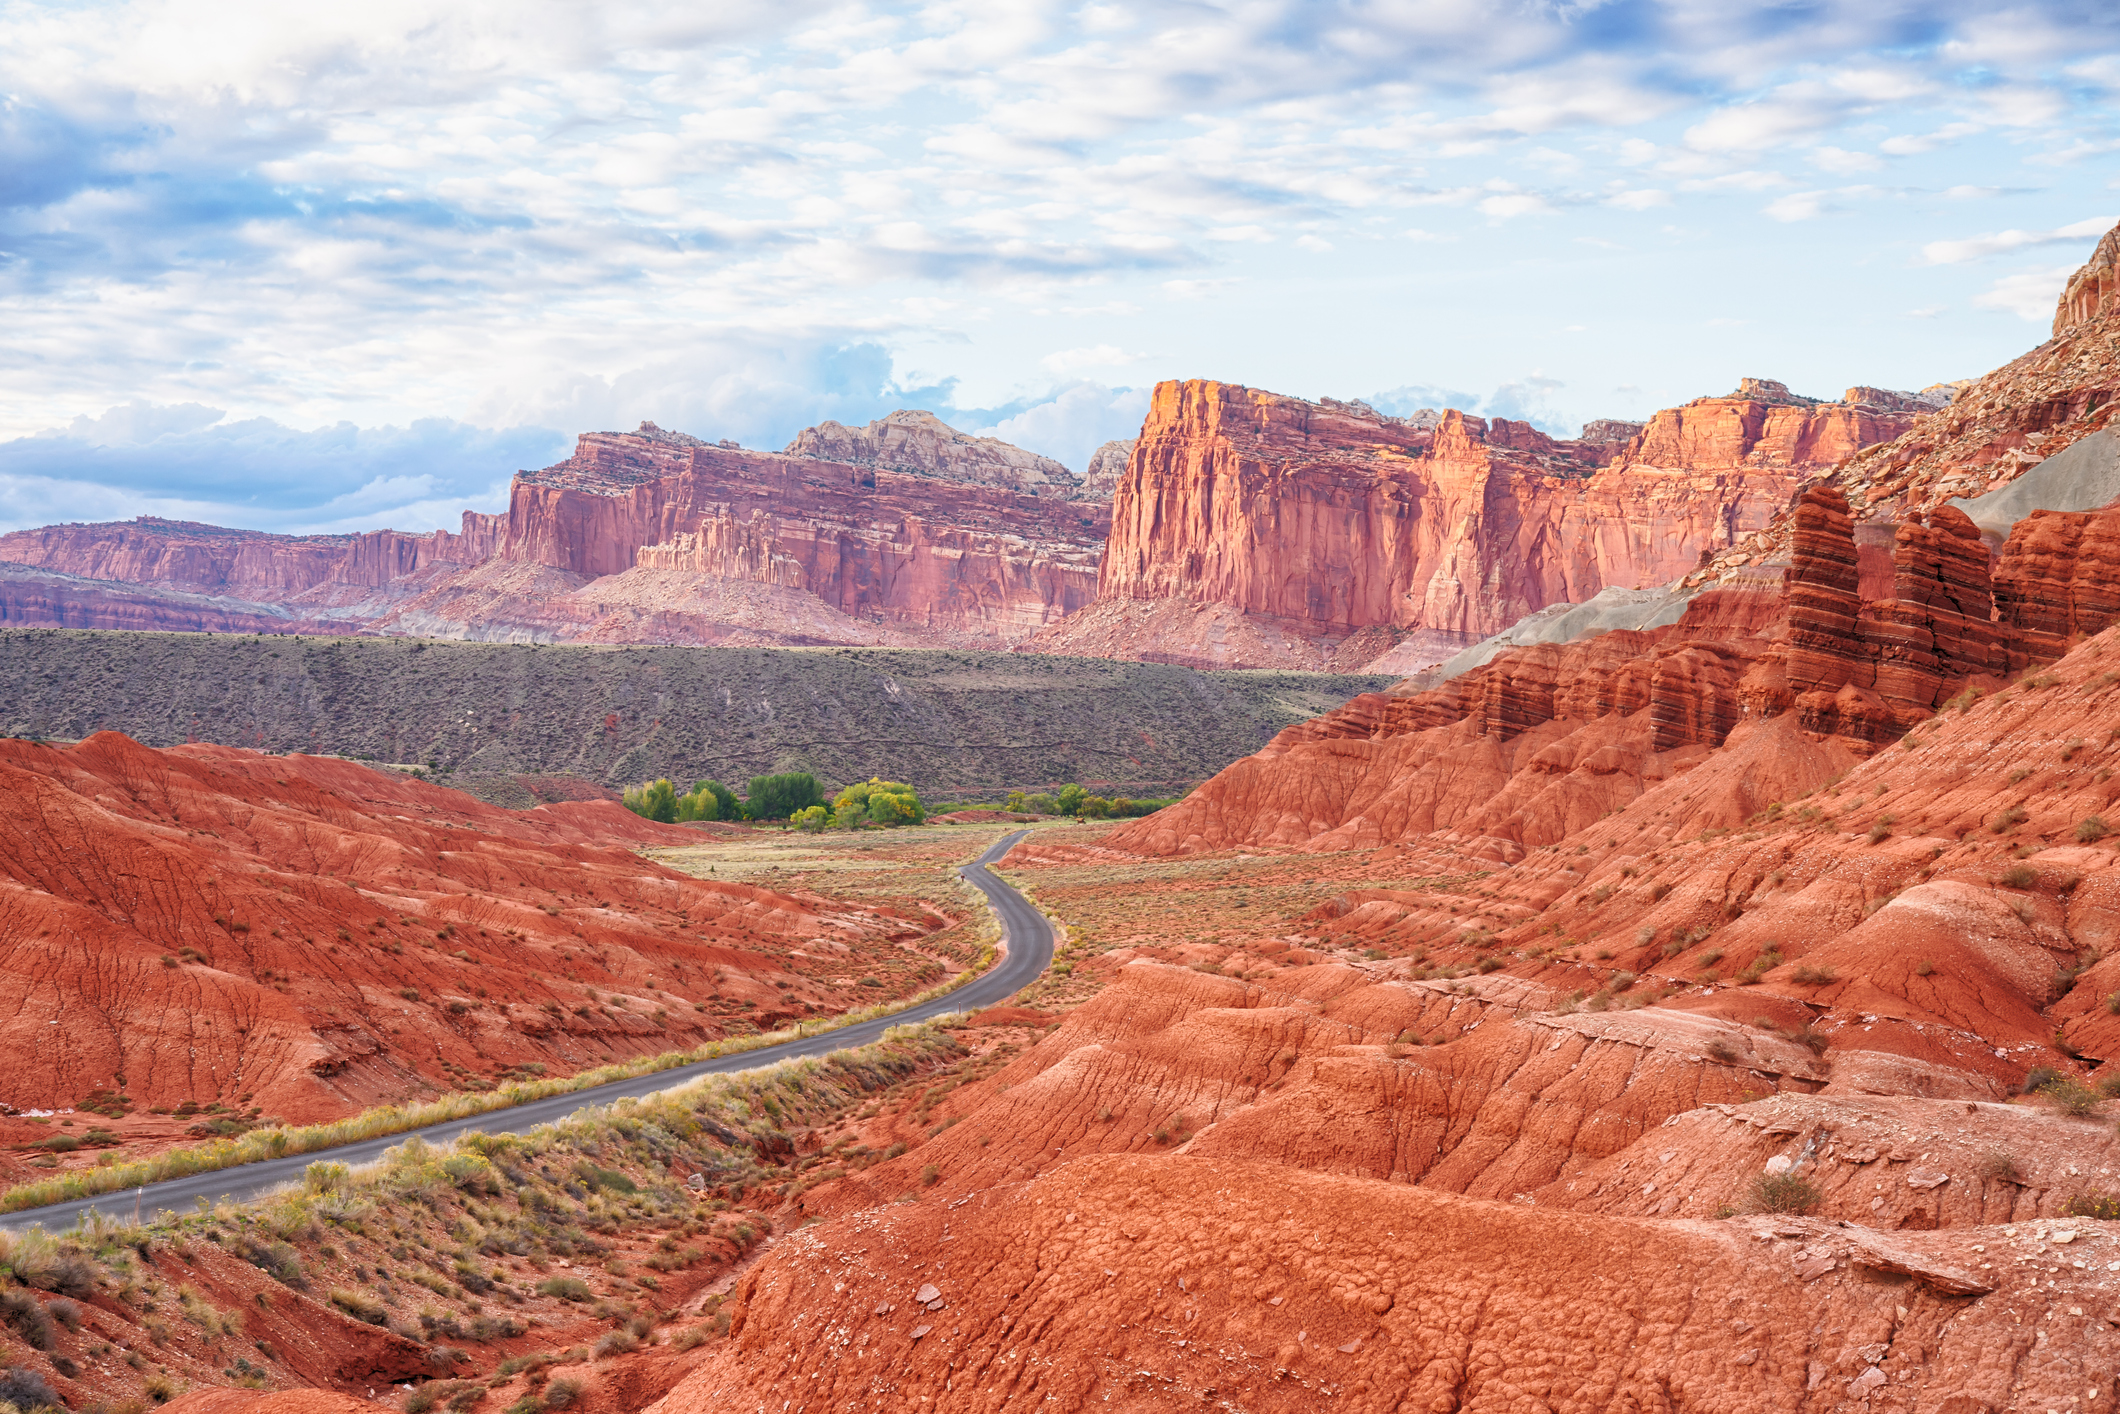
[0,732,944,1139]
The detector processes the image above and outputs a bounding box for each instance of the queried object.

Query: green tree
[745,772,826,820]
[1081,795,1113,819]
[1024,792,1057,815]
[621,779,679,823]
[1004,789,1028,813]
[790,804,830,832]
[674,784,719,822]
[691,780,738,819]
[832,777,926,828]
[1056,783,1086,815]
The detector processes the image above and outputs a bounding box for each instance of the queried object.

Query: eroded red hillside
[0,733,947,1133]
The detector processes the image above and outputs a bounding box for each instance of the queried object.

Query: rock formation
[1076,438,1134,499]
[1031,377,1919,672]
[637,618,2120,1409]
[0,731,941,1122]
[0,416,1108,650]
[2056,220,2120,333]
[781,409,1079,497]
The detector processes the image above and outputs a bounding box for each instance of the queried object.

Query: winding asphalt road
[4,830,1051,1232]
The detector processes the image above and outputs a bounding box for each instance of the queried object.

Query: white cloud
[1972,263,2080,320]
[1478,192,1552,219]
[1605,188,1671,210]
[1040,345,1150,377]
[1810,145,1882,174]
[1764,190,1832,222]
[1921,216,2115,265]
[963,382,1151,473]
[0,0,2114,523]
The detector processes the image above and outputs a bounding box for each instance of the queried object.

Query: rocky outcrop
[1576,417,1644,443]
[506,432,1107,642]
[2056,221,2120,333]
[1076,438,1134,499]
[0,515,500,599]
[1781,485,1867,698]
[1993,507,2120,659]
[1685,219,2120,592]
[781,409,1079,497]
[1843,384,1955,413]
[1044,378,1917,674]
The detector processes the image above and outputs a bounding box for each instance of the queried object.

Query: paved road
[5,830,1050,1231]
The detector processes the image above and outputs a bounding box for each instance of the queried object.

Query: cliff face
[0,417,1108,648]
[1044,378,1916,671]
[782,409,1079,498]
[499,432,1107,641]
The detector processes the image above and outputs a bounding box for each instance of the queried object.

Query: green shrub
[1748,1171,1821,1215]
[544,1379,584,1410]
[537,1277,591,1303]
[1789,964,1836,986]
[1991,805,2028,833]
[329,1289,387,1325]
[2042,1077,2101,1117]
[621,779,680,823]
[2079,816,2110,844]
[2062,1192,2120,1220]
[1999,864,2039,889]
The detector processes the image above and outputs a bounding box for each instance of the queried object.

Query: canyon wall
[0,419,1108,649]
[0,380,1922,663]
[1032,377,1918,671]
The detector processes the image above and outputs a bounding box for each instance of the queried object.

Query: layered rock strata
[1685,217,2120,596]
[0,417,1110,648]
[1038,377,1918,671]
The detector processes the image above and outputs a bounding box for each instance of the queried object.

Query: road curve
[5,830,1051,1232]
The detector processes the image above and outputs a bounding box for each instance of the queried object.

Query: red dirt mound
[0,732,942,1131]
[661,1152,2113,1412]
[163,1390,389,1414]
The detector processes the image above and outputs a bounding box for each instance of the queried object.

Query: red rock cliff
[1082,379,1915,664]
[0,418,1107,648]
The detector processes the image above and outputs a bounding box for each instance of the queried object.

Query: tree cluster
[830,778,927,830]
[622,778,739,823]
[1004,783,1169,819]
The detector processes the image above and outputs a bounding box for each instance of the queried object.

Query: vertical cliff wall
[1050,378,1916,671]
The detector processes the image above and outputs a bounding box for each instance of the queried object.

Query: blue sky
[2,0,2118,534]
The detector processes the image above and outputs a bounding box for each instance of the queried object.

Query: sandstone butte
[1024,375,1932,673]
[615,226,2120,1412]
[0,728,958,1183]
[2,388,1928,671]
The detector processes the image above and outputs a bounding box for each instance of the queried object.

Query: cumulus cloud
[1921,216,2117,264]
[0,414,570,533]
[1971,263,2082,320]
[0,0,2115,521]
[960,383,1154,473]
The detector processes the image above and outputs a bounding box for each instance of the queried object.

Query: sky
[2,0,2119,535]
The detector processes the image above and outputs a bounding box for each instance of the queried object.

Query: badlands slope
[640,228,2120,1412]
[0,732,952,1146]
